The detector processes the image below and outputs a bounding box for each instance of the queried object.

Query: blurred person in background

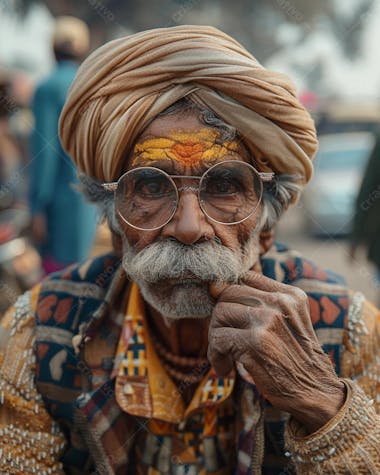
[9,69,35,166]
[0,70,40,313]
[29,16,97,274]
[0,26,379,474]
[0,70,26,216]
[350,129,380,303]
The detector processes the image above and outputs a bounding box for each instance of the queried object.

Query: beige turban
[59,25,317,186]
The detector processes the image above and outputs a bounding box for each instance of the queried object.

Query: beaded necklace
[151,332,210,384]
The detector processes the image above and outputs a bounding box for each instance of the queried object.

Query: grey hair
[74,175,122,234]
[159,98,236,142]
[76,98,303,232]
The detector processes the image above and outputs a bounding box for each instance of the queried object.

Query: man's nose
[161,192,214,245]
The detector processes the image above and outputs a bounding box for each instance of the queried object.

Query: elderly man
[0,26,379,475]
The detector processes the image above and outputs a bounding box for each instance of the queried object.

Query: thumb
[209,281,230,299]
[207,327,235,376]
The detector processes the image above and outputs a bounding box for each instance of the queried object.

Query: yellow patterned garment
[0,280,379,474]
[112,283,238,474]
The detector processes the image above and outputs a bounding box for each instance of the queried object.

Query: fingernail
[209,281,229,298]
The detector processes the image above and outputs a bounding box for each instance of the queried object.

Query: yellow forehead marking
[132,129,240,168]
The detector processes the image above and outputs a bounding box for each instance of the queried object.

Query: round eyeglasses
[102,160,274,231]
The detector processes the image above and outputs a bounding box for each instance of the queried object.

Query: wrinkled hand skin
[208,271,346,434]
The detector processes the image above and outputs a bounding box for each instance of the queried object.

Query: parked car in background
[316,100,380,135]
[301,132,375,236]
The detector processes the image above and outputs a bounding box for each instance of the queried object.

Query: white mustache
[123,238,245,284]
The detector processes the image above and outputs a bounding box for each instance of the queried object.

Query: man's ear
[112,232,123,256]
[259,228,275,256]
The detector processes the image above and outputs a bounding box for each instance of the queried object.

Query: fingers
[210,279,283,308]
[210,270,298,300]
[211,300,304,347]
[211,282,314,341]
[209,281,229,299]
[208,347,234,376]
[210,302,273,333]
[207,327,246,376]
[213,283,308,320]
[242,270,289,293]
[216,284,273,307]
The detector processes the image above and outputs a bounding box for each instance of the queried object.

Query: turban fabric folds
[59,25,317,187]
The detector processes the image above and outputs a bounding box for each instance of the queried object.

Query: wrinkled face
[118,112,264,320]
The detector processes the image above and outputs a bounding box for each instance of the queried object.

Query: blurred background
[1,0,380,311]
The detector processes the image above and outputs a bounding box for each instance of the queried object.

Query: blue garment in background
[29,60,97,265]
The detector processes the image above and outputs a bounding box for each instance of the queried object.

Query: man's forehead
[131,131,245,171]
[128,115,249,172]
[139,112,202,137]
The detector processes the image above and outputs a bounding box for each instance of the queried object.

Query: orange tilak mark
[171,141,206,166]
[131,129,240,168]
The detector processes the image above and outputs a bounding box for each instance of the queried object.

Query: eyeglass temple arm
[258,172,275,182]
[102,182,118,191]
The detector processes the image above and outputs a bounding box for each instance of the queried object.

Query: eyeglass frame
[101,159,275,231]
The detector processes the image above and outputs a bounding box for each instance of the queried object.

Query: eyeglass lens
[115,162,263,230]
[199,161,261,225]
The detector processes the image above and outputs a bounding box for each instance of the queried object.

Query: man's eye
[135,179,171,196]
[206,179,239,195]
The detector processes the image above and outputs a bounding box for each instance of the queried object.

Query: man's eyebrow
[130,157,220,175]
[130,157,169,169]
[132,159,177,173]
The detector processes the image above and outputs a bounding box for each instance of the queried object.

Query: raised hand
[208,271,345,433]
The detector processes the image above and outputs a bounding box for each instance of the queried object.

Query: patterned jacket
[0,243,379,474]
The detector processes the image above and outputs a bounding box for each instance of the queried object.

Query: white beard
[121,232,261,321]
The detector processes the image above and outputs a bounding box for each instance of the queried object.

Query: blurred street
[277,203,379,305]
